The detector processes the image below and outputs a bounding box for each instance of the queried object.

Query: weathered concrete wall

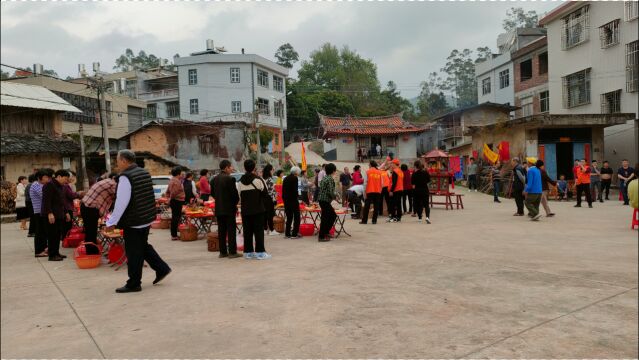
[1,154,77,183]
[472,126,528,160]
[398,135,417,160]
[335,136,357,162]
[143,158,173,177]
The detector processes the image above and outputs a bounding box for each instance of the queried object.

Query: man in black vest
[105,150,171,293]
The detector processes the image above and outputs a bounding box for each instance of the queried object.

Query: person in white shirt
[347,184,365,219]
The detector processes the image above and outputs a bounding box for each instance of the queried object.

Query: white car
[151,176,171,199]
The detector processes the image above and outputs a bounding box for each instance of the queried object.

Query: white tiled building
[539,1,639,166]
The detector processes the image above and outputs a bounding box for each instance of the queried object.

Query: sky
[0,1,558,99]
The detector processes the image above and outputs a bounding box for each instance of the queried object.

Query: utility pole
[94,62,111,172]
[78,122,89,190]
[278,99,284,166]
[254,100,261,167]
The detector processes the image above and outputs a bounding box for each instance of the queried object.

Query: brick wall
[514,48,549,93]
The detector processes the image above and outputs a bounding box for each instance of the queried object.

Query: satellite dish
[215,47,227,53]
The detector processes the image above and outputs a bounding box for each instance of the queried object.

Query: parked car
[151,176,171,199]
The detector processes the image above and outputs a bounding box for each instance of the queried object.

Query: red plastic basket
[74,242,102,269]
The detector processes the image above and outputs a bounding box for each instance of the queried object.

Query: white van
[151,176,171,199]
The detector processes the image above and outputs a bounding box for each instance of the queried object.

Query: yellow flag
[301,142,307,171]
[483,143,499,164]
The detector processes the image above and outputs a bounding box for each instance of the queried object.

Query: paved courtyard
[1,191,637,358]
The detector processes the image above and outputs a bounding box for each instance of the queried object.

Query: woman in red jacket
[401,164,413,215]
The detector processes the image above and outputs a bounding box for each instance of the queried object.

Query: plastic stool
[632,208,638,230]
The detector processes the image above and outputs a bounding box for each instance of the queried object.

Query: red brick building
[512,36,549,118]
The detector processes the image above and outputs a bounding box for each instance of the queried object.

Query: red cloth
[472,150,479,159]
[198,176,211,195]
[449,156,461,173]
[402,169,412,190]
[274,184,284,205]
[352,171,364,185]
[498,141,510,161]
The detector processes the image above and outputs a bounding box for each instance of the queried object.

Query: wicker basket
[158,218,170,229]
[207,232,219,252]
[179,224,198,241]
[273,215,285,233]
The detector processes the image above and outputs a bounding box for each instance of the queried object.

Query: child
[557,174,568,201]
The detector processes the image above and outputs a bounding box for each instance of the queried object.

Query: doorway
[556,142,574,180]
[371,136,382,157]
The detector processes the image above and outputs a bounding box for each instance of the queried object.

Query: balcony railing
[138,88,179,100]
[442,127,463,139]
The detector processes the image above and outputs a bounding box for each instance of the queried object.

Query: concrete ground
[1,191,637,358]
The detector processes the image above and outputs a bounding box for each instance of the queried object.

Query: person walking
[299,170,310,205]
[339,167,352,206]
[212,160,241,258]
[411,160,431,224]
[317,163,337,242]
[511,157,526,216]
[467,158,478,192]
[80,173,118,255]
[15,176,29,230]
[261,164,278,236]
[490,161,502,203]
[590,160,603,203]
[105,150,171,293]
[617,159,636,206]
[238,160,271,260]
[30,168,53,257]
[401,164,413,215]
[575,159,593,208]
[539,161,556,217]
[166,166,185,241]
[283,166,302,238]
[198,169,211,201]
[26,174,37,237]
[389,159,404,222]
[360,160,382,225]
[600,161,613,200]
[523,160,543,221]
[42,170,70,261]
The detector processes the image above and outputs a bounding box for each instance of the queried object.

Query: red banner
[498,141,510,161]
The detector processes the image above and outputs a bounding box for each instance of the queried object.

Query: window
[189,99,199,114]
[600,90,622,113]
[274,101,284,117]
[599,20,620,48]
[188,69,197,85]
[625,1,639,21]
[482,77,491,95]
[166,101,180,118]
[230,68,240,83]
[538,52,548,75]
[562,5,590,49]
[145,103,157,119]
[125,80,136,98]
[499,69,509,89]
[257,69,269,88]
[521,97,533,117]
[520,59,533,81]
[257,98,269,115]
[273,75,284,92]
[231,101,241,113]
[562,68,591,108]
[627,41,639,92]
[540,91,549,113]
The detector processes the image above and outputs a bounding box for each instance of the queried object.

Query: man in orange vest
[360,160,382,224]
[379,166,391,217]
[389,159,404,222]
[575,158,593,208]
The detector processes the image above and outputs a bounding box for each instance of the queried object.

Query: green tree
[274,43,299,69]
[502,7,539,31]
[378,81,415,118]
[113,48,161,71]
[1,70,10,80]
[438,48,489,108]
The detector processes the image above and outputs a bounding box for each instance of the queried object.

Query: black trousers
[27,201,36,235]
[379,188,391,216]
[318,201,336,238]
[284,205,301,237]
[390,190,403,220]
[123,226,171,289]
[601,180,611,199]
[200,194,210,202]
[264,200,275,232]
[169,199,184,237]
[216,214,237,255]
[414,189,430,219]
[468,175,478,190]
[360,192,380,224]
[576,183,592,206]
[513,188,525,215]
[80,204,100,255]
[242,213,266,253]
[402,189,413,213]
[33,215,47,255]
[62,210,73,240]
[300,191,309,205]
[347,191,362,217]
[45,217,62,258]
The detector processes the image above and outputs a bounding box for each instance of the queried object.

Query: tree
[274,43,299,69]
[437,48,490,108]
[378,81,415,118]
[415,79,451,121]
[113,48,161,71]
[1,70,10,80]
[502,7,539,31]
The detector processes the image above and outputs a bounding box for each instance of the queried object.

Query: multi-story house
[512,36,549,118]
[175,40,289,155]
[539,1,639,167]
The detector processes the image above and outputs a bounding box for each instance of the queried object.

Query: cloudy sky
[1,1,557,98]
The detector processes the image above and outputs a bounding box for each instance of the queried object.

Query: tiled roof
[1,134,80,155]
[320,114,426,138]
